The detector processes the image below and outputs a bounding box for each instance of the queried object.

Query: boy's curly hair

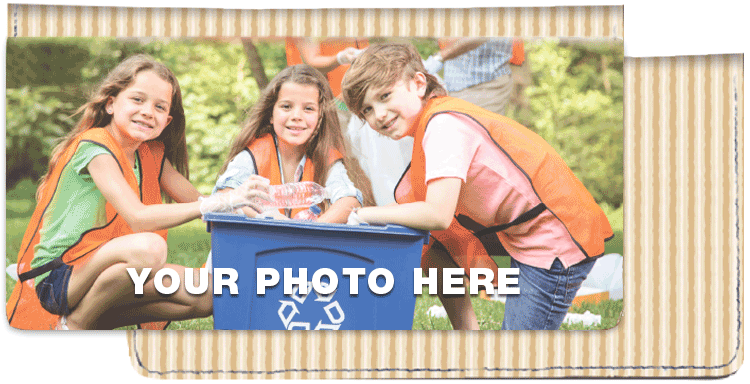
[341,43,447,120]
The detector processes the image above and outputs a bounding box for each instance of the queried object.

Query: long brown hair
[37,54,187,200]
[221,64,359,192]
[341,42,447,120]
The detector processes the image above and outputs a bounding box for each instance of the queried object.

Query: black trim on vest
[9,139,121,323]
[136,149,144,200]
[157,145,168,185]
[473,203,548,237]
[426,239,455,266]
[19,141,124,278]
[393,162,412,203]
[80,140,123,173]
[243,148,259,175]
[18,257,64,282]
[455,215,510,257]
[59,139,127,264]
[19,140,118,265]
[428,238,501,286]
[424,109,592,258]
[57,213,120,267]
[10,136,131,324]
[10,144,83,322]
[271,136,293,218]
[137,321,171,330]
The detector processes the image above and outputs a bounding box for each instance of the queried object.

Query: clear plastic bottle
[254,181,328,210]
[293,205,322,221]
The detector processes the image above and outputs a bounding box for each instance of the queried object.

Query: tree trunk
[601,55,611,94]
[241,38,269,89]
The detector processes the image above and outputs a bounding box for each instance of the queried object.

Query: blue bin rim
[204,212,430,244]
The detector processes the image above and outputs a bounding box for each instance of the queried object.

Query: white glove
[336,47,363,65]
[347,210,367,225]
[422,53,444,75]
[199,175,271,215]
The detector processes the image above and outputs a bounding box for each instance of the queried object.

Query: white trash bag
[581,253,623,300]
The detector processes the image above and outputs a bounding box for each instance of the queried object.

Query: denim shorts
[35,263,73,316]
[501,257,596,330]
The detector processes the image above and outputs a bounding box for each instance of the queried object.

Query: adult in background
[423,38,525,116]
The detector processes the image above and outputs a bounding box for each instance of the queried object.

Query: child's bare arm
[437,38,487,61]
[356,177,461,230]
[317,196,360,223]
[159,159,202,203]
[296,38,340,75]
[89,154,202,231]
[89,155,270,232]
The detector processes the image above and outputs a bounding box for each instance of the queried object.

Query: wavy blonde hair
[38,54,187,200]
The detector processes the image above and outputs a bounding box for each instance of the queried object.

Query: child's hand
[234,175,272,212]
[346,209,367,225]
[422,54,444,75]
[257,209,290,220]
[199,176,271,215]
[336,47,363,65]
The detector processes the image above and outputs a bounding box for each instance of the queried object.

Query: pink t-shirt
[422,113,586,270]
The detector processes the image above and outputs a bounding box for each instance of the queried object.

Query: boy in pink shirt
[341,43,613,330]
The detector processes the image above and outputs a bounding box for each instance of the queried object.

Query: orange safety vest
[6,128,169,330]
[246,133,343,217]
[509,39,525,66]
[395,97,613,284]
[285,38,369,97]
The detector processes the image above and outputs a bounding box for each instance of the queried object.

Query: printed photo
[5,36,624,331]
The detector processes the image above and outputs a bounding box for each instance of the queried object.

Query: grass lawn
[6,179,623,331]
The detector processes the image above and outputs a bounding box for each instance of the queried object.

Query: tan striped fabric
[7,5,623,37]
[7,4,743,379]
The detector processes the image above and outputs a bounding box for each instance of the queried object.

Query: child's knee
[130,233,168,268]
[192,294,213,318]
[180,270,213,317]
[189,275,213,317]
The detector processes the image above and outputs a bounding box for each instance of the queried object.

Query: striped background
[7,5,622,38]
[7,4,743,379]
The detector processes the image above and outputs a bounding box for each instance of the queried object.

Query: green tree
[5,38,288,193]
[5,86,75,187]
[512,40,623,208]
[6,38,622,207]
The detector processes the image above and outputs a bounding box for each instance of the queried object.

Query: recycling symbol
[277,281,345,330]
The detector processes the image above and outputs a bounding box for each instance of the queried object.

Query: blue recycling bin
[204,213,429,330]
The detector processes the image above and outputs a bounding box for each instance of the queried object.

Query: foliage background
[5,37,624,330]
[6,37,623,207]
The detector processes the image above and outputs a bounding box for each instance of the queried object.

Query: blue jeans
[501,257,596,330]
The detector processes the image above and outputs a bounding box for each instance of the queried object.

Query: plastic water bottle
[293,205,322,221]
[255,181,328,210]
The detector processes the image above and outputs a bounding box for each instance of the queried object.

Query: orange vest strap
[510,39,525,66]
